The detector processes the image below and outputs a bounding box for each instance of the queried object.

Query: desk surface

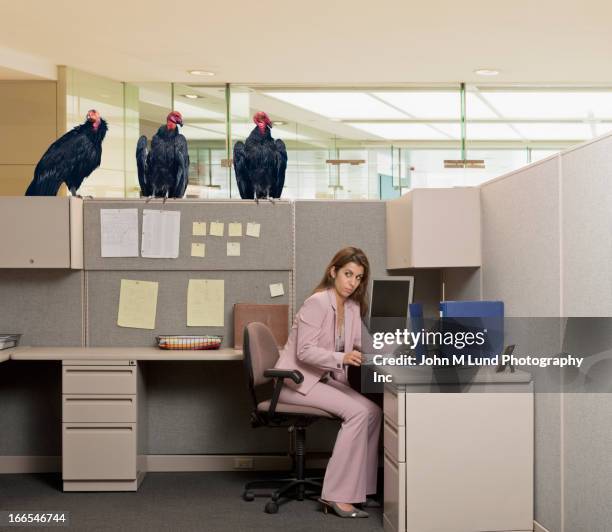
[9,346,243,361]
[0,352,9,363]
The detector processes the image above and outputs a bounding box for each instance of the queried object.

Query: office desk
[380,366,534,532]
[9,346,242,492]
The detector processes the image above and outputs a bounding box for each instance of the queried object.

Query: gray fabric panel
[144,361,337,454]
[561,136,612,317]
[83,200,292,271]
[481,158,560,317]
[0,361,61,455]
[442,267,482,301]
[534,393,562,532]
[564,394,612,532]
[0,270,83,346]
[294,200,387,310]
[86,270,291,348]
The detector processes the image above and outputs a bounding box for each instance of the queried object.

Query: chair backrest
[243,322,280,389]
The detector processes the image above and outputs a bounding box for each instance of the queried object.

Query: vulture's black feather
[233,112,287,200]
[137,113,189,199]
[25,113,107,196]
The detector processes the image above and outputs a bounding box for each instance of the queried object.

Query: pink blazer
[275,287,363,396]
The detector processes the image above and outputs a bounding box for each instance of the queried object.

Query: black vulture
[233,111,287,201]
[136,111,189,199]
[25,109,107,196]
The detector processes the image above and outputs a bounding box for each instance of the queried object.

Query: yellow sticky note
[269,283,285,298]
[228,222,242,237]
[117,279,158,329]
[210,222,224,237]
[227,242,241,256]
[246,222,261,238]
[187,279,224,327]
[193,222,206,236]
[191,243,206,257]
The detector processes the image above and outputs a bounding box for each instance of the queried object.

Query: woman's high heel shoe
[318,498,369,518]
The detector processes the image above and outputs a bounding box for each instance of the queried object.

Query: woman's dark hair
[313,246,370,317]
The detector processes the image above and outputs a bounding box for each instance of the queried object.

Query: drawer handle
[65,370,134,375]
[65,426,133,432]
[64,398,133,404]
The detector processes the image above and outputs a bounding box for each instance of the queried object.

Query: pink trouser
[279,378,382,503]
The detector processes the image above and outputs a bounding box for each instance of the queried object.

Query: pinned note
[228,222,242,237]
[246,222,261,238]
[100,209,139,257]
[227,242,241,256]
[269,283,285,298]
[210,222,224,237]
[141,210,181,258]
[191,243,206,257]
[117,279,158,329]
[187,279,224,327]
[193,222,206,236]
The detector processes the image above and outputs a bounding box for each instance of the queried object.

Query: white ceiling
[1,0,612,84]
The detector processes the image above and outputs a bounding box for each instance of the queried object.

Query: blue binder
[439,300,504,359]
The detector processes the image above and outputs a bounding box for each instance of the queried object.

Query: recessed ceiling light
[188,70,215,76]
[273,121,286,126]
[474,69,500,76]
[183,94,200,99]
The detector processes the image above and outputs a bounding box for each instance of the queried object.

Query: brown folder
[233,303,290,350]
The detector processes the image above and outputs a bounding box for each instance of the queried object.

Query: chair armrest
[263,368,304,384]
[264,369,304,416]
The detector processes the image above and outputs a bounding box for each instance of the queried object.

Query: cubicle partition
[479,133,612,532]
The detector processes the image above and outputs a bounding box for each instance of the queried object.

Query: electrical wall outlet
[233,457,253,470]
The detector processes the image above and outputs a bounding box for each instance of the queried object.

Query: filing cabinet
[61,360,142,491]
[382,371,534,532]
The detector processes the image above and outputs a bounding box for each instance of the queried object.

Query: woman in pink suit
[275,246,381,518]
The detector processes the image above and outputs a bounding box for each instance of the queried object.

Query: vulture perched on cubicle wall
[136,111,189,199]
[233,111,287,201]
[25,109,107,196]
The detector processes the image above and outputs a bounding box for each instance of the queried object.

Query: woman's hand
[343,350,363,366]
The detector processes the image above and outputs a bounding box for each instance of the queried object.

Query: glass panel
[173,84,228,198]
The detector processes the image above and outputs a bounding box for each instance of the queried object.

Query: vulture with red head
[25,109,107,196]
[136,111,189,199]
[233,111,287,201]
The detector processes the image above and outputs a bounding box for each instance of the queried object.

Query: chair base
[243,476,324,513]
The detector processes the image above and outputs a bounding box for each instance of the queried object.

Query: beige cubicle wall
[0,81,59,196]
[479,132,612,532]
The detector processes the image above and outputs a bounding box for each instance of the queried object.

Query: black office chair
[241,322,335,514]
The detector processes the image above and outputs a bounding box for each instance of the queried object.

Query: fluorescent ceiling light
[263,92,405,119]
[511,122,593,140]
[347,122,457,140]
[188,70,215,76]
[480,91,612,119]
[474,69,500,76]
[183,94,200,99]
[466,123,522,140]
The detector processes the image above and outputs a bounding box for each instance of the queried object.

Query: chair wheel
[264,501,279,514]
[242,491,255,502]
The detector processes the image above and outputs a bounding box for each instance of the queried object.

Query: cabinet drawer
[383,450,406,532]
[384,417,405,463]
[384,385,405,426]
[62,395,136,423]
[62,423,136,480]
[63,366,136,394]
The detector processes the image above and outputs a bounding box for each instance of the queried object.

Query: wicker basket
[156,335,223,350]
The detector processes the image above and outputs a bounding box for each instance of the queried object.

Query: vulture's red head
[86,109,101,130]
[253,111,272,134]
[166,111,184,130]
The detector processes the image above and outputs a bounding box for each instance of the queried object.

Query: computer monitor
[368,276,414,331]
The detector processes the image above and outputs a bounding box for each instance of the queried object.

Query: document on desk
[141,210,181,258]
[117,279,158,329]
[100,209,139,257]
[187,279,224,327]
